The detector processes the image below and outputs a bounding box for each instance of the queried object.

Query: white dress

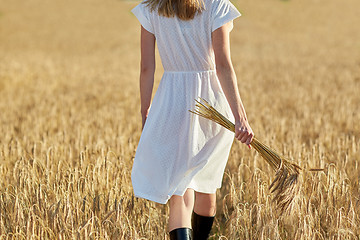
[131,0,241,204]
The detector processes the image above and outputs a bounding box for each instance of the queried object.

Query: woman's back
[132,0,240,72]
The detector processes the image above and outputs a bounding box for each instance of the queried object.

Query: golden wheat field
[0,0,359,239]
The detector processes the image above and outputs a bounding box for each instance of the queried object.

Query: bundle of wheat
[189,98,303,212]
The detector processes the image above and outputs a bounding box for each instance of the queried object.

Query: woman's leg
[168,188,195,232]
[193,192,216,216]
[192,192,216,240]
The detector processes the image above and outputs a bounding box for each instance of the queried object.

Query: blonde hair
[144,0,204,20]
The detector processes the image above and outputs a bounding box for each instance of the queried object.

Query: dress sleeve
[131,3,154,34]
[212,0,241,32]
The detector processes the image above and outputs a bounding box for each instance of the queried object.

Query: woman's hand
[234,119,254,148]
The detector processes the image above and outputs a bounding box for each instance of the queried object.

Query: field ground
[0,0,360,239]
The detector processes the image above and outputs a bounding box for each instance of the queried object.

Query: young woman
[131,0,253,239]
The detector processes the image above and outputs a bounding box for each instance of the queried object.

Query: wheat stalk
[189,98,304,212]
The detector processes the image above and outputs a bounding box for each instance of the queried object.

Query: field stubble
[0,0,359,239]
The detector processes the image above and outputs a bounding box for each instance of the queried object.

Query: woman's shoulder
[206,0,231,6]
[205,0,237,12]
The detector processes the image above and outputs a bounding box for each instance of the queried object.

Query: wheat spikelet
[189,98,304,212]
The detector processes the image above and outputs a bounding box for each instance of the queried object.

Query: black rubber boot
[191,212,215,240]
[169,228,193,240]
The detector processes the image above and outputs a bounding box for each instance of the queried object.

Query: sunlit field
[0,0,359,239]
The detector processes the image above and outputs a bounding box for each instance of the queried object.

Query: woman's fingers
[240,132,251,143]
[236,130,248,141]
[236,129,253,144]
[245,133,254,145]
[236,131,245,141]
[234,121,253,147]
[235,130,241,139]
[240,135,249,143]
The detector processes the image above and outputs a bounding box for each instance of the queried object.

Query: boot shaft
[191,212,215,240]
[169,227,193,240]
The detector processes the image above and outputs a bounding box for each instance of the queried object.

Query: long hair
[144,0,204,20]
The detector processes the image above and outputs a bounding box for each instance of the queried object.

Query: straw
[189,98,305,212]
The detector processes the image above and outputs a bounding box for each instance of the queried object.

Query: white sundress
[131,0,241,204]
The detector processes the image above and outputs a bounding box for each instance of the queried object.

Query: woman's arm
[139,26,156,129]
[212,21,254,146]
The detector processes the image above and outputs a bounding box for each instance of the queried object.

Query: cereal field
[0,0,359,239]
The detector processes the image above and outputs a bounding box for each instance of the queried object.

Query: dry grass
[190,98,303,213]
[0,0,360,239]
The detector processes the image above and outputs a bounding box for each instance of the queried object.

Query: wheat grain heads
[189,97,303,213]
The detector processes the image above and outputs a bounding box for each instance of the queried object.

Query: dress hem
[134,192,169,204]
